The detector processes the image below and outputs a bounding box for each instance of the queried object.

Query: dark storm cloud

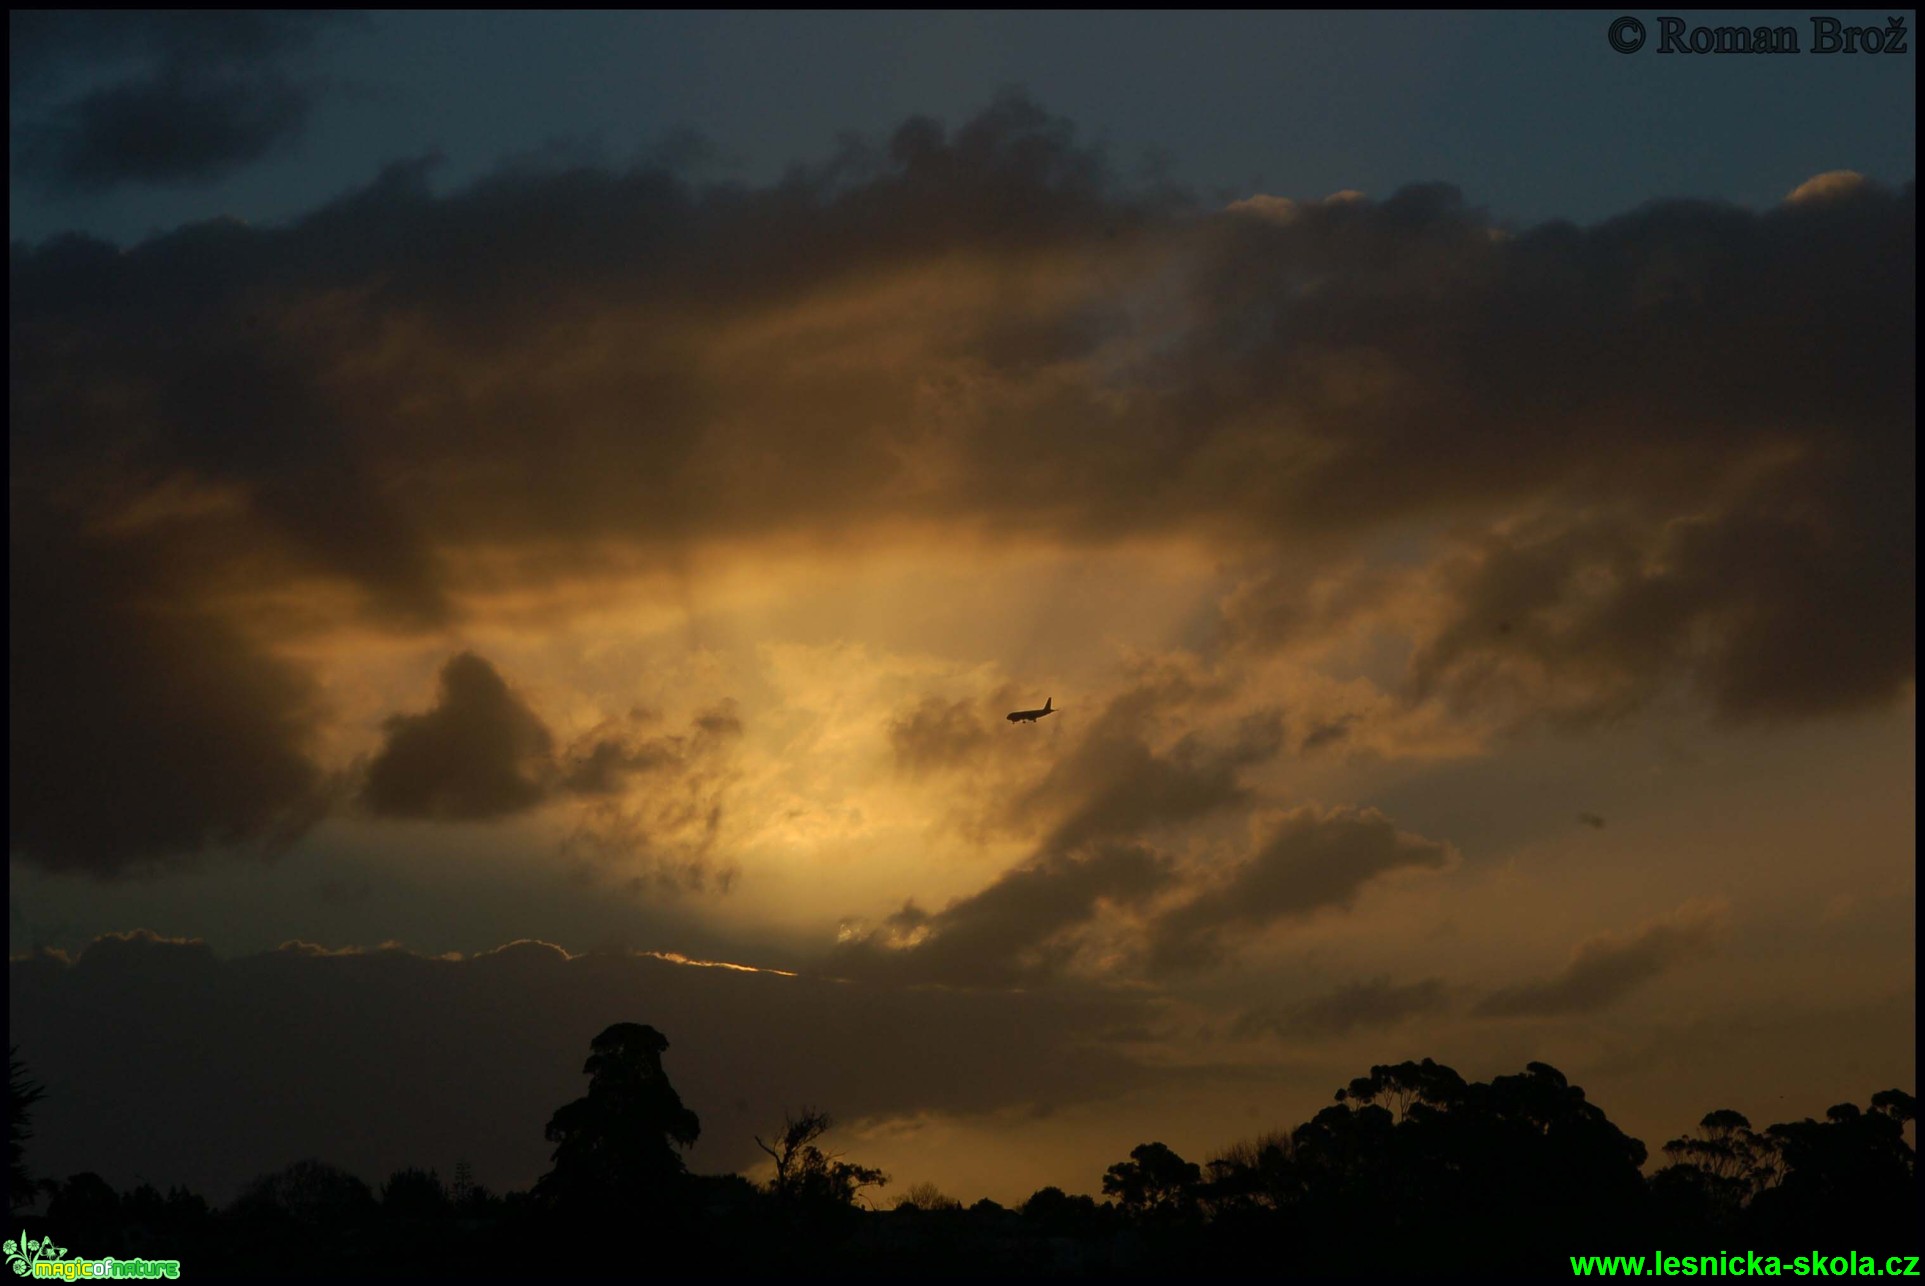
[1299,716,1358,752]
[1474,901,1725,1018]
[9,11,343,191]
[888,694,1000,776]
[1145,806,1455,974]
[1201,184,1914,726]
[1237,975,1451,1040]
[8,930,1152,1203]
[1029,708,1285,855]
[363,664,739,822]
[829,799,1453,988]
[14,104,1910,624]
[998,669,1278,848]
[837,677,1285,986]
[14,68,312,193]
[10,98,1914,869]
[829,841,1177,987]
[559,725,675,796]
[361,653,554,820]
[555,703,745,895]
[1404,456,1916,726]
[7,502,331,878]
[355,655,743,888]
[835,679,1453,988]
[9,12,337,90]
[558,703,742,799]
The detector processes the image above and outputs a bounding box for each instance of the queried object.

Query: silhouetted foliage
[895,1180,962,1211]
[756,1107,889,1209]
[45,1171,119,1235]
[1101,1142,1201,1218]
[1651,1107,1782,1235]
[535,1022,701,1214]
[1744,1088,1917,1247]
[8,1048,46,1212]
[1201,1129,1297,1214]
[232,1158,377,1226]
[380,1166,452,1219]
[7,1034,1911,1278]
[1019,1184,1108,1237]
[1186,1060,1660,1271]
[1334,1056,1467,1121]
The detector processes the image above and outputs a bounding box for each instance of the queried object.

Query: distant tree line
[6,1036,1915,1277]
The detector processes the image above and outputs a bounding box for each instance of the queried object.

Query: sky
[7,11,1916,1207]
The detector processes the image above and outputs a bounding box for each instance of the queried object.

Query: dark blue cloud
[10,11,349,192]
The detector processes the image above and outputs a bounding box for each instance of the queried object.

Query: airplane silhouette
[1006,697,1055,723]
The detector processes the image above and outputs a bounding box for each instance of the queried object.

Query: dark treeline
[7,1033,1917,1278]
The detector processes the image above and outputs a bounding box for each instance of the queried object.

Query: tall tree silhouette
[8,1048,46,1212]
[536,1023,700,1212]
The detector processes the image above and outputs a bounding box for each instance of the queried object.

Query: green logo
[4,1234,68,1277]
[3,1235,180,1280]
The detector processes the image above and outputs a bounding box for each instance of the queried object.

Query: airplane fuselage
[1007,700,1054,723]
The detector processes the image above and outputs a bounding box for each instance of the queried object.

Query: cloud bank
[1476,900,1728,1018]
[10,96,1913,877]
[8,930,1154,1202]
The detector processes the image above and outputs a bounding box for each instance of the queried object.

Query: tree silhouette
[1746,1088,1917,1245]
[754,1107,888,1208]
[895,1180,961,1211]
[1652,1107,1782,1231]
[45,1171,119,1233]
[1202,1130,1297,1214]
[8,1048,46,1212]
[3,1031,1911,1276]
[449,1159,476,1207]
[1019,1185,1106,1236]
[1189,1059,1659,1270]
[380,1166,452,1218]
[1101,1142,1201,1217]
[1334,1057,1466,1122]
[1281,1098,1397,1204]
[536,1022,700,1213]
[231,1158,376,1226]
[119,1180,210,1248]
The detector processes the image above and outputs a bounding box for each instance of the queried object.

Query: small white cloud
[1785,170,1868,205]
[1226,194,1298,222]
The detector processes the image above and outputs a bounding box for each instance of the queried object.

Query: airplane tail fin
[1044,697,1052,711]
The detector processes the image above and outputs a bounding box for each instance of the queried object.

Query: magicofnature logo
[5,1231,181,1280]
[5,1232,66,1276]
